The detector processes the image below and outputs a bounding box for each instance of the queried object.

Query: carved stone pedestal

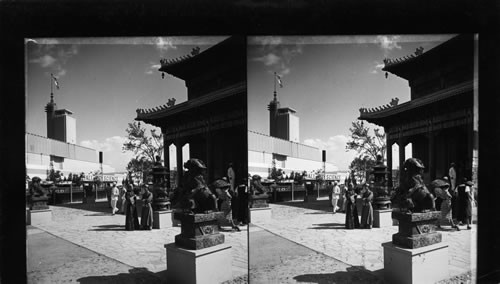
[153,210,172,229]
[174,212,225,250]
[165,243,232,284]
[249,194,269,208]
[28,208,52,226]
[373,209,393,228]
[165,211,232,283]
[249,207,272,223]
[382,241,449,284]
[392,211,441,249]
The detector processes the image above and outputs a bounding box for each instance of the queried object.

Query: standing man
[110,182,120,215]
[448,163,457,191]
[326,182,334,207]
[227,162,236,192]
[332,181,341,213]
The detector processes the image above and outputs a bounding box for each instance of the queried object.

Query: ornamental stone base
[249,207,272,224]
[392,211,441,249]
[153,210,172,229]
[373,209,393,228]
[28,208,52,226]
[165,243,232,284]
[383,241,449,284]
[249,195,269,208]
[174,212,225,250]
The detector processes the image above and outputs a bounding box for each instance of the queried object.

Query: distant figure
[213,179,240,232]
[119,185,127,214]
[360,184,373,229]
[227,162,236,192]
[332,182,341,213]
[140,185,153,230]
[345,184,360,229]
[432,179,460,231]
[457,178,474,229]
[110,182,120,215]
[327,182,334,207]
[448,163,457,191]
[125,186,140,230]
[237,178,249,225]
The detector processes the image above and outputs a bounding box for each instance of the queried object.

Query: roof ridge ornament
[359,97,399,116]
[383,46,424,68]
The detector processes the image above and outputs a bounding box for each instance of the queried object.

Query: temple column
[163,136,171,187]
[398,137,406,172]
[386,136,393,188]
[428,132,436,181]
[176,140,184,185]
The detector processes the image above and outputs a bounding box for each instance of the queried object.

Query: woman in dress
[433,179,460,231]
[213,179,240,232]
[345,183,360,229]
[125,186,140,231]
[360,184,373,229]
[140,185,154,230]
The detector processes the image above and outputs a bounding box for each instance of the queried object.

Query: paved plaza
[27,198,476,283]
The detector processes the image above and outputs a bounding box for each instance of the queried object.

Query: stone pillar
[387,137,393,188]
[164,138,170,186]
[428,132,436,181]
[176,140,184,185]
[398,137,406,173]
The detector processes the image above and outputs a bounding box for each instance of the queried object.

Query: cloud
[375,36,402,57]
[251,38,303,77]
[145,62,162,75]
[303,135,357,170]
[155,37,177,52]
[28,44,79,78]
[253,53,280,66]
[80,136,128,152]
[370,61,386,74]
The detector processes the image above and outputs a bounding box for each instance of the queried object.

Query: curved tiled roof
[159,47,200,69]
[136,98,176,116]
[382,46,424,70]
[359,97,399,115]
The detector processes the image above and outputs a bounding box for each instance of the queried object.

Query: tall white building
[26,91,114,180]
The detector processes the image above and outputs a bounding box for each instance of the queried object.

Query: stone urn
[371,155,391,210]
[151,165,171,211]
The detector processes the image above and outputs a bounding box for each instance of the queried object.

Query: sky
[26,34,456,173]
[26,36,228,172]
[248,35,456,171]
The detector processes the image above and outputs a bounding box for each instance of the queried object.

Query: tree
[349,156,376,184]
[123,121,163,162]
[346,121,386,161]
[126,157,154,184]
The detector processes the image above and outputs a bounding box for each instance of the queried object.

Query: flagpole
[274,72,276,94]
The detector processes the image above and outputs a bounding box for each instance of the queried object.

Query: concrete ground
[27,201,248,283]
[27,198,476,283]
[250,198,477,284]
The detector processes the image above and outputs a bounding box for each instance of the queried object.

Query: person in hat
[213,179,240,232]
[125,184,140,230]
[457,178,474,229]
[110,181,120,215]
[360,183,373,229]
[433,179,460,231]
[345,183,360,229]
[140,184,153,230]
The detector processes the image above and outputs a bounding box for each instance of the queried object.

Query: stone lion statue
[393,158,435,213]
[171,158,217,213]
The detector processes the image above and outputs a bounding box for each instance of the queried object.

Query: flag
[51,74,60,89]
[276,74,283,88]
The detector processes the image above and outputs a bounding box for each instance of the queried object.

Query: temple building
[135,36,247,185]
[359,34,477,186]
[26,91,114,179]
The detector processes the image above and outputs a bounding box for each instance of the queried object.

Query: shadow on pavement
[293,266,386,283]
[54,201,114,214]
[88,224,126,231]
[78,267,168,283]
[309,222,346,230]
[275,200,332,212]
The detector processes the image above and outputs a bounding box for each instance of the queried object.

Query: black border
[1,1,498,282]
